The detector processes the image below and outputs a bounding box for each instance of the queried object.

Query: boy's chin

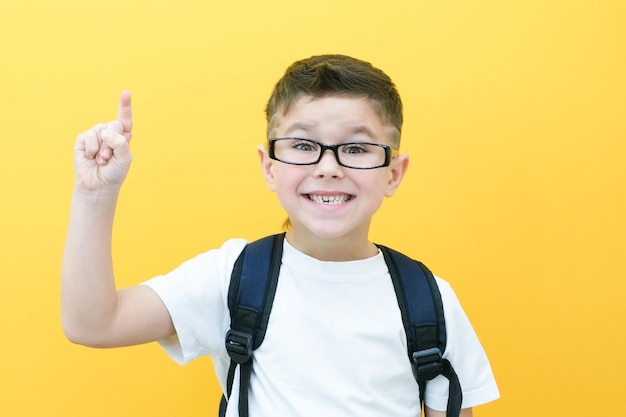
[289,221,368,242]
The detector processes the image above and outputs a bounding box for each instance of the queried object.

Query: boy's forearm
[61,187,121,345]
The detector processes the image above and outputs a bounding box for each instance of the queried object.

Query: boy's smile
[306,193,352,205]
[259,95,409,260]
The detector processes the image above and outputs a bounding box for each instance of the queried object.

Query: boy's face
[258,95,409,254]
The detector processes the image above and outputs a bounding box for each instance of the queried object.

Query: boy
[62,54,499,416]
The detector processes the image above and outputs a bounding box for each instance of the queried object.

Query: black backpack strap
[220,233,285,417]
[379,245,463,417]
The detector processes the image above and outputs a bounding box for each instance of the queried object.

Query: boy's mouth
[306,194,353,205]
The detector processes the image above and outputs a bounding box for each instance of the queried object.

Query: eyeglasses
[268,137,397,170]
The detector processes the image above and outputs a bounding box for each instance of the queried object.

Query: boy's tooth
[309,194,348,204]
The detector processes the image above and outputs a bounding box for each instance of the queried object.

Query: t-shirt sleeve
[141,239,248,365]
[424,278,500,410]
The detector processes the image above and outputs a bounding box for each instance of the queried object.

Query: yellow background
[1,0,624,415]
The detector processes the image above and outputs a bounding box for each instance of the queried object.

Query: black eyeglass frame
[268,137,398,170]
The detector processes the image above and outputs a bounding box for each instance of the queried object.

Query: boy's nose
[314,149,344,177]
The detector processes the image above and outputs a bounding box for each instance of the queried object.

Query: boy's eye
[342,144,368,154]
[293,141,318,152]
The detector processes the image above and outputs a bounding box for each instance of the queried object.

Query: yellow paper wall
[1,1,624,415]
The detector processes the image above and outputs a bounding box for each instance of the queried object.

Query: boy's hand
[74,91,134,191]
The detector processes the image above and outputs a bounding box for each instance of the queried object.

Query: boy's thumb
[101,129,132,163]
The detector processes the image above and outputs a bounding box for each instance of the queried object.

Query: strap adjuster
[225,330,253,364]
[411,347,443,381]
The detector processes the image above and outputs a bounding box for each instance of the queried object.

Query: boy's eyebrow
[348,125,379,140]
[282,122,312,135]
[282,122,380,141]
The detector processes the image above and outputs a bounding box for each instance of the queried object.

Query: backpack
[219,233,462,417]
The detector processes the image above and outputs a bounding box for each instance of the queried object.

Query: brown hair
[265,54,403,146]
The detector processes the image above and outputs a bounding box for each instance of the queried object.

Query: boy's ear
[258,145,277,192]
[385,153,409,197]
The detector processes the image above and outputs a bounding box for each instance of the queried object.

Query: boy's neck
[285,229,378,261]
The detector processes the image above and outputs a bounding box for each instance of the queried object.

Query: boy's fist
[74,91,134,190]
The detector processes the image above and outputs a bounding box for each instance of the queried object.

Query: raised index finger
[117,90,133,141]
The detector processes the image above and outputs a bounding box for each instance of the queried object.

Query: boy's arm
[425,407,473,417]
[61,91,175,348]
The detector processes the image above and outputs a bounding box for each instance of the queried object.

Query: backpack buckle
[225,330,253,364]
[411,347,443,381]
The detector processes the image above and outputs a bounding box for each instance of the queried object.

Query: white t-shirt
[144,238,499,416]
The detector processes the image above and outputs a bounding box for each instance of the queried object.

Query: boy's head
[265,54,403,147]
